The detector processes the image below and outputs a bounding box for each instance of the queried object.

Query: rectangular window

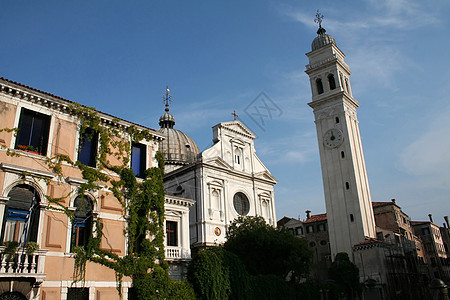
[166,221,178,247]
[3,209,28,242]
[295,227,303,235]
[307,225,314,233]
[131,143,146,178]
[67,288,89,300]
[78,128,98,167]
[15,108,51,155]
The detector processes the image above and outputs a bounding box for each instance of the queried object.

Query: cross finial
[314,10,324,28]
[162,86,172,112]
[231,110,239,120]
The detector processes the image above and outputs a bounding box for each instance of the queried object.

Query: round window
[233,192,250,215]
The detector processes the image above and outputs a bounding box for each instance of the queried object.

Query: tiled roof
[304,213,327,223]
[277,216,297,227]
[411,221,429,226]
[0,77,162,136]
[353,237,381,247]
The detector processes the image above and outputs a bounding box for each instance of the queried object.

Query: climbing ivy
[2,103,195,299]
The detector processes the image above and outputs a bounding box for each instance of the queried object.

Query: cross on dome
[314,10,324,28]
[162,86,172,112]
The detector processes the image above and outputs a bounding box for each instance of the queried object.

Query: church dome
[157,127,200,165]
[157,88,200,171]
[311,27,336,51]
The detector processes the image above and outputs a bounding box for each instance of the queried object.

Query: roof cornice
[0,77,165,141]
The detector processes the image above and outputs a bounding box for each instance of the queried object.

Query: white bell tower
[305,14,376,260]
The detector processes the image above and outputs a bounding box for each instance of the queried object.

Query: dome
[159,111,175,127]
[311,27,336,51]
[157,127,200,167]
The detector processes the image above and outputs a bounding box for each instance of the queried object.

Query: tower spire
[314,10,326,35]
[159,86,175,129]
[162,86,173,112]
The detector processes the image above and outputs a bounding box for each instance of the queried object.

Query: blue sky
[1,0,450,225]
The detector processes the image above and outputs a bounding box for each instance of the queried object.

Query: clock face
[323,128,344,148]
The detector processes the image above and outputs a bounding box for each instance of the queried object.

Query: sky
[1,0,449,226]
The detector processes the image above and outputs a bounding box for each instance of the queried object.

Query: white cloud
[398,106,450,189]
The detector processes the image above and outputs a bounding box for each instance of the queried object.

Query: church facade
[156,95,277,248]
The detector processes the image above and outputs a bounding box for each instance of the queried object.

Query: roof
[304,213,327,223]
[277,216,297,227]
[411,221,430,226]
[353,237,381,247]
[0,77,164,138]
[372,202,393,208]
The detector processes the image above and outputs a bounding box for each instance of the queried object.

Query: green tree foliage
[188,247,231,300]
[329,252,362,299]
[189,216,313,300]
[225,216,312,280]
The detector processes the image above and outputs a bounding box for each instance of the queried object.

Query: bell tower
[305,13,376,260]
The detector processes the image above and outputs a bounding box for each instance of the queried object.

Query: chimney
[306,210,311,220]
[391,198,396,205]
[428,214,434,223]
[445,216,449,228]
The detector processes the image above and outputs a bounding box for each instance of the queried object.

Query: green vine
[1,103,194,299]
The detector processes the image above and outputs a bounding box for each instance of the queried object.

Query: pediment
[204,157,232,170]
[220,121,256,139]
[165,210,183,217]
[255,171,277,183]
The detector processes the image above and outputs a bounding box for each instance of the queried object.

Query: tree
[2,104,194,299]
[328,252,362,299]
[224,216,312,280]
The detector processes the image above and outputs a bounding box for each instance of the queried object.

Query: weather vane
[314,10,324,28]
[162,86,172,111]
[231,110,239,120]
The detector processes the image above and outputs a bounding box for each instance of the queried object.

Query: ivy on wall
[2,103,195,299]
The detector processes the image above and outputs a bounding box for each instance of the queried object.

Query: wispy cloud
[257,129,318,166]
[279,1,440,92]
[398,105,450,189]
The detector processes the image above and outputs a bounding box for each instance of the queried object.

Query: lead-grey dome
[157,126,200,166]
[311,27,336,51]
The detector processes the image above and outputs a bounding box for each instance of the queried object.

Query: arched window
[3,184,41,243]
[71,195,93,251]
[212,189,220,211]
[234,148,242,165]
[316,78,324,95]
[328,74,336,90]
[345,78,350,92]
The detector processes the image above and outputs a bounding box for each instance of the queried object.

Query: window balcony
[0,247,47,285]
[165,246,181,260]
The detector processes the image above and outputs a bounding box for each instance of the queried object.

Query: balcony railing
[0,247,47,284]
[165,247,181,259]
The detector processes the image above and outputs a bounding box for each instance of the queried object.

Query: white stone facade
[163,120,277,248]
